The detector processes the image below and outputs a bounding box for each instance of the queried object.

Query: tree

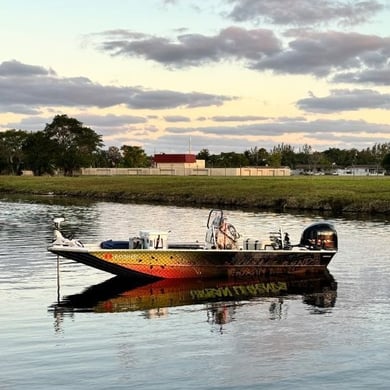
[271,143,296,168]
[267,151,282,167]
[197,149,210,165]
[0,136,9,173]
[121,145,150,168]
[371,143,390,168]
[43,115,103,175]
[207,152,249,168]
[308,151,330,172]
[0,129,28,174]
[382,153,390,174]
[244,147,269,166]
[294,144,312,165]
[90,147,123,168]
[22,131,57,175]
[107,146,122,167]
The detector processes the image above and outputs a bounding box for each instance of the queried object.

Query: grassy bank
[1,175,390,215]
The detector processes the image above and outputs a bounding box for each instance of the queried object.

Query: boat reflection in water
[51,271,337,327]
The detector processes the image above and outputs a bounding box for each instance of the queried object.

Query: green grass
[1,175,390,214]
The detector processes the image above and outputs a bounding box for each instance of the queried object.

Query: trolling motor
[51,217,83,247]
[53,217,65,230]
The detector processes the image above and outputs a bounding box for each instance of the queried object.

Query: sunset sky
[1,0,389,155]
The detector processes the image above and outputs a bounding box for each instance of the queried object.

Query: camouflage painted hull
[49,246,336,279]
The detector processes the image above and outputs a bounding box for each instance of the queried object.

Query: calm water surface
[1,198,390,389]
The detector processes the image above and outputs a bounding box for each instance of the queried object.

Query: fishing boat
[48,209,338,280]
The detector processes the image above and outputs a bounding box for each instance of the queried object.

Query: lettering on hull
[190,282,288,301]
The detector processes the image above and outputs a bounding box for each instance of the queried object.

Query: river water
[1,197,389,389]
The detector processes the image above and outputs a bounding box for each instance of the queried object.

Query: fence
[80,167,291,177]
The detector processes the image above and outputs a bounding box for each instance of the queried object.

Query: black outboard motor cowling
[300,222,338,250]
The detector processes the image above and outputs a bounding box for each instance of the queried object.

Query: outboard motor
[300,222,338,250]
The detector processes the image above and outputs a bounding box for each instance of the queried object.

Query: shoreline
[1,175,390,216]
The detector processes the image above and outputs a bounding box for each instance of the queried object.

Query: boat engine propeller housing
[300,222,338,250]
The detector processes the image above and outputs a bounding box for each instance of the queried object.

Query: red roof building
[153,154,197,164]
[152,153,205,170]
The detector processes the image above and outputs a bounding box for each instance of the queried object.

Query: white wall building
[81,154,291,177]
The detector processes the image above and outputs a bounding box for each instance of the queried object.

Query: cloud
[3,116,51,131]
[92,26,281,67]
[211,115,268,122]
[79,113,147,126]
[2,113,148,133]
[252,30,390,77]
[144,117,390,154]
[144,133,254,154]
[165,118,390,141]
[90,27,390,84]
[226,0,384,26]
[333,68,390,85]
[0,59,56,76]
[164,115,191,122]
[297,89,390,113]
[0,60,234,113]
[128,90,234,109]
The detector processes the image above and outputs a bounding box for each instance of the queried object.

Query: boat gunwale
[48,244,336,254]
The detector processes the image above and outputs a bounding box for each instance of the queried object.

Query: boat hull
[49,246,336,279]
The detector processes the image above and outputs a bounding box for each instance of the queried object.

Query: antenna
[189,136,192,154]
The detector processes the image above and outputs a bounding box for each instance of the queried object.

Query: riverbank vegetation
[2,114,390,176]
[1,175,390,215]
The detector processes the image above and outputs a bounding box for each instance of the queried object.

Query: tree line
[1,114,390,175]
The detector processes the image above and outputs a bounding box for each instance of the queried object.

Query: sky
[1,0,390,155]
